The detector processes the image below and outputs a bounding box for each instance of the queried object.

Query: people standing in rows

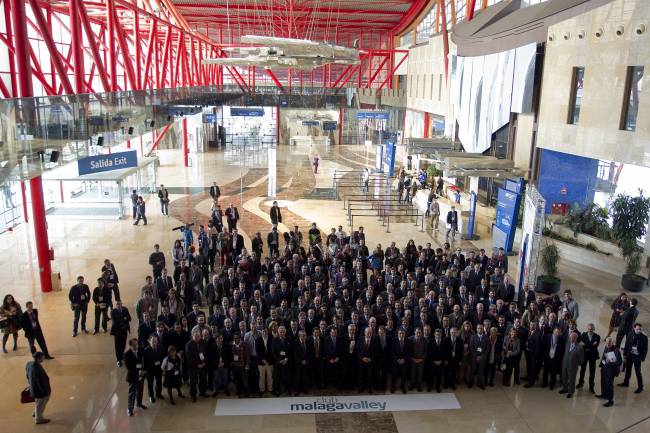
[111,300,132,367]
[133,196,147,225]
[21,302,53,359]
[68,276,90,337]
[157,184,170,216]
[1,294,22,353]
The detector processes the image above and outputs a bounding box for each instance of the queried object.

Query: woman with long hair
[1,294,22,353]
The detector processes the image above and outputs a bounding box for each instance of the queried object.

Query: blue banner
[504,177,524,194]
[494,188,522,252]
[467,191,477,239]
[203,114,216,123]
[230,107,265,117]
[384,141,396,177]
[322,121,338,131]
[78,150,138,176]
[302,120,319,126]
[357,111,390,120]
[375,145,384,173]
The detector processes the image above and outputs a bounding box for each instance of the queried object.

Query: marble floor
[1,142,649,433]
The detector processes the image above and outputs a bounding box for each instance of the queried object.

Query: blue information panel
[357,111,390,120]
[230,107,265,117]
[494,188,522,252]
[467,191,477,239]
[375,145,384,173]
[203,114,216,123]
[302,120,319,126]
[78,150,138,176]
[504,177,524,194]
[384,141,396,177]
[322,121,338,131]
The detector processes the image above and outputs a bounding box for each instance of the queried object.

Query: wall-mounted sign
[357,111,390,120]
[385,142,396,177]
[78,150,137,176]
[230,107,265,117]
[302,120,319,126]
[322,121,338,131]
[203,114,216,123]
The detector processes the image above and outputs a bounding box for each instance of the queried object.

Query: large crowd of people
[6,179,647,424]
[62,185,647,418]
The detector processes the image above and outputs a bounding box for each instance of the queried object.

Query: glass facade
[621,66,644,131]
[567,67,585,125]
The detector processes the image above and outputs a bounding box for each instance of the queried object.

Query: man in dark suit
[469,324,490,389]
[101,259,121,302]
[110,301,132,367]
[408,327,427,391]
[619,323,648,393]
[445,205,459,242]
[597,336,623,407]
[343,324,358,390]
[143,334,166,403]
[375,326,391,392]
[156,269,174,305]
[616,298,639,348]
[391,329,409,393]
[310,328,325,389]
[124,338,147,416]
[26,352,51,424]
[21,302,54,359]
[325,328,343,388]
[225,203,240,232]
[542,327,565,390]
[357,327,377,393]
[272,326,292,396]
[270,201,282,225]
[524,322,543,388]
[68,275,91,337]
[445,327,463,390]
[267,226,281,257]
[578,323,601,393]
[292,330,311,395]
[209,182,221,202]
[92,278,112,334]
[185,329,208,402]
[428,328,446,392]
[231,228,245,259]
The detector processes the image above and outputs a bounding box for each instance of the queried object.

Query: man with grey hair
[560,332,584,398]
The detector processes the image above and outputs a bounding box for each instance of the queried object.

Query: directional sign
[231,107,265,117]
[78,150,137,176]
[357,111,390,120]
[322,121,338,131]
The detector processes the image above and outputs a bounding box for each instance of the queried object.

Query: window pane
[622,66,644,131]
[568,67,585,125]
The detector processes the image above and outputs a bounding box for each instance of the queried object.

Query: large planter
[536,275,561,295]
[621,274,647,293]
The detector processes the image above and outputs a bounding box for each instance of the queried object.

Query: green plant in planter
[610,191,650,279]
[565,203,612,240]
[426,165,442,179]
[540,242,561,283]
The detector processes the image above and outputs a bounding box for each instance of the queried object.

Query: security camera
[548,34,554,42]
[595,28,604,38]
[616,25,624,36]
[636,24,646,35]
[564,32,570,40]
[577,30,585,39]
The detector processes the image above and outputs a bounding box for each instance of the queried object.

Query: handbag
[20,387,34,404]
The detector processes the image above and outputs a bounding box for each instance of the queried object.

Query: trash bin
[51,272,62,291]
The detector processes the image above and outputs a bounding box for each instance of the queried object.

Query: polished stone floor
[2,143,649,433]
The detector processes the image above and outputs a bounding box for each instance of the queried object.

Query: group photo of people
[53,186,647,419]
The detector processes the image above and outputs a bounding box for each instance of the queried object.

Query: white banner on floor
[214,393,460,416]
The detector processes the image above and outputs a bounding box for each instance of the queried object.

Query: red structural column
[276,106,280,145]
[10,0,33,97]
[20,181,28,223]
[30,176,53,292]
[107,0,117,91]
[69,0,85,93]
[182,118,189,167]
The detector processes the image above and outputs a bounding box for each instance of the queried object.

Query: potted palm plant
[537,242,561,294]
[610,192,650,292]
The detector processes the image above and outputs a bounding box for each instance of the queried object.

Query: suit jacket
[446,336,464,364]
[225,207,240,223]
[293,339,311,367]
[232,234,245,257]
[110,307,131,335]
[270,206,282,224]
[21,309,43,340]
[156,276,174,300]
[391,337,409,367]
[562,341,584,372]
[324,336,343,361]
[357,336,378,363]
[26,361,51,399]
[624,331,648,361]
[68,283,91,306]
[580,332,601,360]
[185,339,207,371]
[256,335,275,365]
[446,210,458,228]
[407,336,428,360]
[272,337,292,367]
[210,185,221,199]
[619,307,639,334]
[124,349,145,383]
[469,333,490,364]
[543,334,565,365]
[428,338,447,364]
